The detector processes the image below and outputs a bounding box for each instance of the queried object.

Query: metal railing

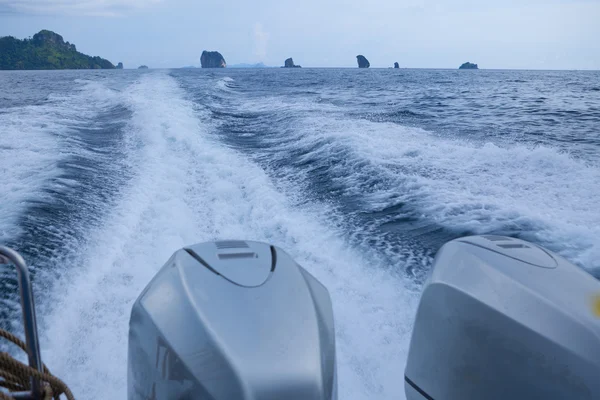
[0,246,43,399]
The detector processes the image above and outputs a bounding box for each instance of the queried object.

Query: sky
[0,0,599,69]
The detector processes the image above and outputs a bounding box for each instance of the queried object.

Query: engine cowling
[128,240,337,400]
[405,235,600,400]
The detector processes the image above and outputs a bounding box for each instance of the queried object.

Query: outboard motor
[128,240,337,400]
[405,235,600,400]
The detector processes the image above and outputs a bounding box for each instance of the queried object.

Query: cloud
[0,0,163,16]
[253,22,268,60]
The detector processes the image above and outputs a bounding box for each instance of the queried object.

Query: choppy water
[1,68,600,399]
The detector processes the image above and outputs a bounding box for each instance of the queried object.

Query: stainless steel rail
[0,246,43,399]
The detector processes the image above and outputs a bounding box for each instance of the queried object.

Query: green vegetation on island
[0,30,115,70]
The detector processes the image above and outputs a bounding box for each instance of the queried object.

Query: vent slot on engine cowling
[218,252,257,260]
[483,236,531,249]
[482,235,508,242]
[460,236,558,269]
[215,240,249,249]
[498,243,530,249]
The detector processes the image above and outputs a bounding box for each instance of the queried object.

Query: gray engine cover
[128,240,337,400]
[405,235,600,400]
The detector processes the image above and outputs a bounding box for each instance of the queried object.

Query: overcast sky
[1,0,599,69]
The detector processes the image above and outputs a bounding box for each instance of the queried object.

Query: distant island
[0,30,114,70]
[459,62,478,69]
[357,55,370,68]
[0,30,488,71]
[283,58,301,68]
[201,51,226,68]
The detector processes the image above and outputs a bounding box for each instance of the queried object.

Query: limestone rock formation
[0,29,114,70]
[356,55,370,68]
[459,62,478,69]
[201,51,226,68]
[283,57,301,68]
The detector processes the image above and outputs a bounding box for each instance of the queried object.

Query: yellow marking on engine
[593,295,600,317]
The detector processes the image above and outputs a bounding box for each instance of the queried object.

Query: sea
[1,68,600,399]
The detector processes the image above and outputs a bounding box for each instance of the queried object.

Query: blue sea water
[1,68,600,399]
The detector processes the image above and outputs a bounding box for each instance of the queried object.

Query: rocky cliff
[283,57,301,68]
[459,62,478,69]
[201,51,226,68]
[356,55,370,68]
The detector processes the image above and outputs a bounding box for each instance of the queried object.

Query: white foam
[40,73,418,399]
[0,79,123,242]
[0,109,61,241]
[215,76,236,91]
[256,105,600,272]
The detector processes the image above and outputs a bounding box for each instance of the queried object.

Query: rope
[0,328,74,400]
